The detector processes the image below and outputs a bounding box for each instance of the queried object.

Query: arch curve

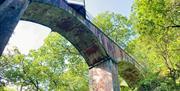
[21,0,144,88]
[118,61,143,88]
[0,0,144,89]
[22,1,108,66]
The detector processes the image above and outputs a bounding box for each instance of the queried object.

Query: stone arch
[21,1,108,66]
[22,1,143,89]
[22,1,120,90]
[118,61,143,88]
[0,0,144,90]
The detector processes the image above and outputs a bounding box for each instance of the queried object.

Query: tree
[127,0,180,90]
[0,32,89,91]
[93,12,135,48]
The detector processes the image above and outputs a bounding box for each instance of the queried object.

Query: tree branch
[166,25,180,28]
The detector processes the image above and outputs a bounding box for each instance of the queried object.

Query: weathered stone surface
[0,0,144,90]
[0,0,5,4]
[25,1,143,87]
[22,2,108,66]
[0,0,29,54]
[89,59,120,91]
[118,61,143,88]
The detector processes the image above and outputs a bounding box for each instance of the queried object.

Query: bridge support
[0,0,29,55]
[0,0,120,91]
[89,58,120,91]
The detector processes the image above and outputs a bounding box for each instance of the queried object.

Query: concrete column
[89,58,120,91]
[0,0,30,55]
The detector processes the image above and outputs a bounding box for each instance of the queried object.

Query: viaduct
[0,0,143,90]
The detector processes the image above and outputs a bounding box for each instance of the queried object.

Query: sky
[86,0,134,17]
[3,0,134,54]
[3,21,51,55]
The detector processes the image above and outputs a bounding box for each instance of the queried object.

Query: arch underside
[22,2,108,66]
[21,1,143,87]
[118,61,143,88]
